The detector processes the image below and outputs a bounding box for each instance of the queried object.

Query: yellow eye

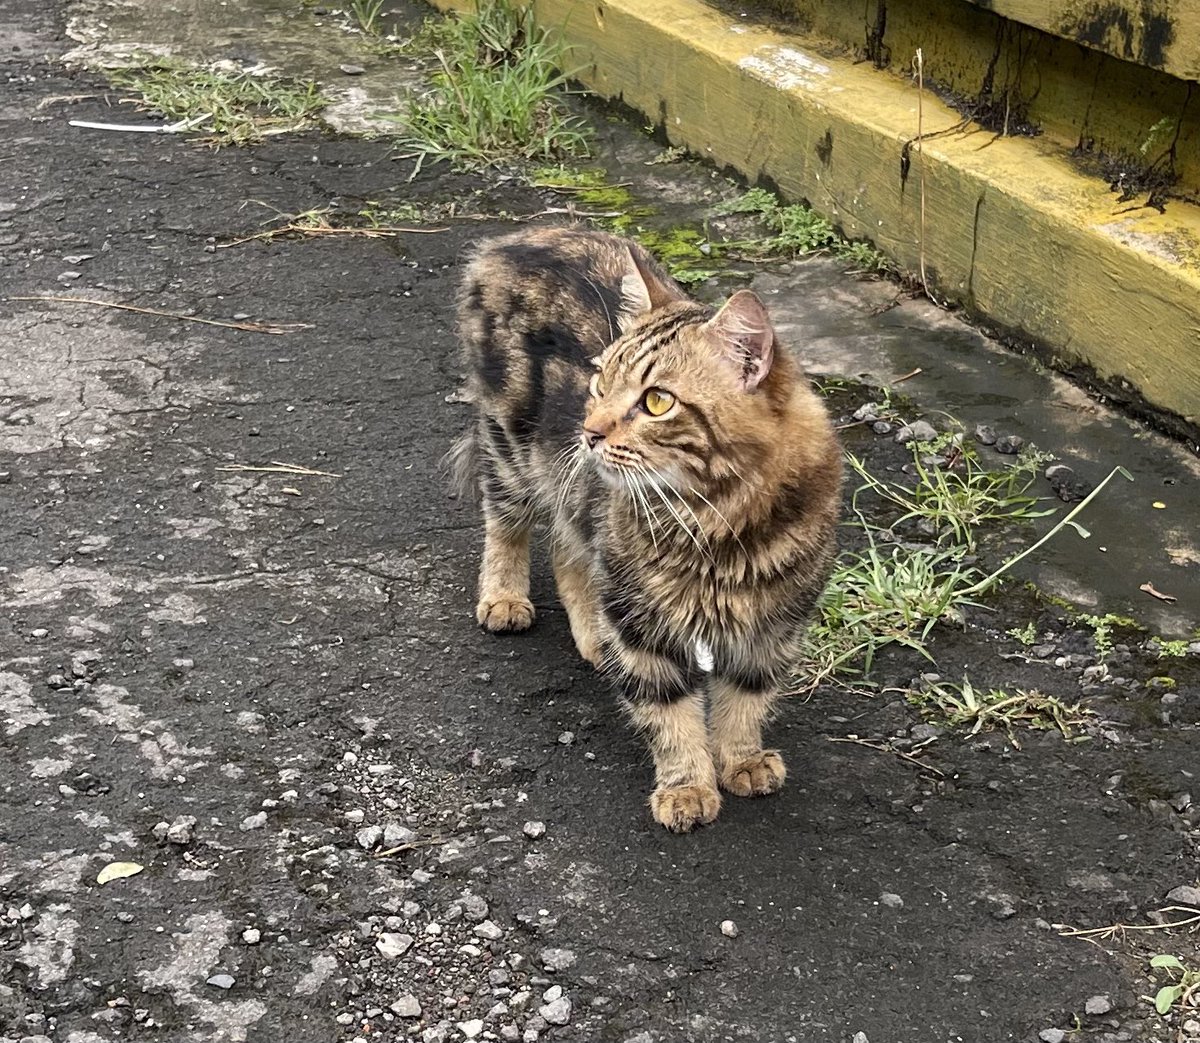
[642,388,675,416]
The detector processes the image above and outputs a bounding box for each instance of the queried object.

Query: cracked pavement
[2,2,1200,1043]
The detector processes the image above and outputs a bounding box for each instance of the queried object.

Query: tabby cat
[453,227,841,832]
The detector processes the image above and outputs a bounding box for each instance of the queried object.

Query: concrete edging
[432,0,1200,432]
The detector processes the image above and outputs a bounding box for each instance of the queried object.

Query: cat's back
[458,227,643,380]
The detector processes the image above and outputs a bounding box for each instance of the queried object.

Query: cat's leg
[708,661,786,797]
[551,541,604,668]
[610,644,720,831]
[476,511,534,631]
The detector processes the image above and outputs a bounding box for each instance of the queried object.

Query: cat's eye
[641,388,675,416]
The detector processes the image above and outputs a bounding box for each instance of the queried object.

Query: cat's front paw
[718,750,786,797]
[476,595,535,632]
[649,783,721,832]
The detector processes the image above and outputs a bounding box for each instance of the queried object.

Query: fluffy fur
[455,226,841,831]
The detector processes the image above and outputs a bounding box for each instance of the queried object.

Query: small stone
[336,1013,355,1026]
[542,985,563,1003]
[474,920,503,941]
[879,893,904,909]
[356,825,383,849]
[500,1026,520,1042]
[852,1034,869,1043]
[489,969,511,986]
[995,434,1024,454]
[1166,885,1200,907]
[539,997,571,1026]
[852,403,880,422]
[242,928,260,945]
[384,823,418,846]
[239,812,267,831]
[166,815,196,844]
[458,1019,484,1038]
[391,994,422,1018]
[907,419,937,442]
[411,868,433,885]
[973,424,997,445]
[893,425,914,444]
[719,919,738,938]
[206,974,235,989]
[424,922,442,936]
[1084,995,1112,1015]
[557,731,575,745]
[461,894,489,921]
[910,723,941,741]
[540,947,576,972]
[871,420,893,435]
[376,932,414,959]
[1181,1019,1200,1037]
[340,63,366,75]
[344,809,365,824]
[1039,1030,1066,1043]
[522,821,546,839]
[30,628,48,638]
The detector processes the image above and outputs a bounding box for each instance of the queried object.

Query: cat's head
[582,248,791,493]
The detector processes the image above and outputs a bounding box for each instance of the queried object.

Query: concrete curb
[432,0,1200,433]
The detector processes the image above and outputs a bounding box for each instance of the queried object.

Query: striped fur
[455,227,841,831]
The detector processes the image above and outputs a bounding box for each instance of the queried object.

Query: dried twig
[893,367,923,384]
[220,222,448,248]
[373,836,446,859]
[69,113,213,134]
[4,295,310,334]
[216,461,341,478]
[1053,907,1200,939]
[826,735,945,776]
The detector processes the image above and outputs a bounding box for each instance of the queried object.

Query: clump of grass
[108,60,324,146]
[850,443,1055,552]
[398,0,591,172]
[714,188,892,272]
[908,677,1092,747]
[1007,621,1038,646]
[348,0,387,34]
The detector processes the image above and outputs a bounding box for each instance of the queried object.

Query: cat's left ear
[619,245,684,323]
[704,290,775,391]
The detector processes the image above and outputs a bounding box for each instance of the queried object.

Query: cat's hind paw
[476,595,535,632]
[718,750,786,797]
[649,783,721,832]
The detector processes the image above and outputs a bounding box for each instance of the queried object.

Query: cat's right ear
[619,246,683,324]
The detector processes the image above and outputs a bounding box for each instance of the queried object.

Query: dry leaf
[97,861,143,885]
[1139,582,1178,603]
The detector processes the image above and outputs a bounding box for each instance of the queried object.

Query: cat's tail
[443,427,479,502]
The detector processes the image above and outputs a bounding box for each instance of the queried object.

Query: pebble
[462,894,489,921]
[973,424,997,445]
[356,825,383,849]
[391,994,422,1018]
[719,919,738,938]
[336,1013,355,1026]
[206,974,235,989]
[871,420,893,435]
[242,927,261,945]
[522,821,546,839]
[474,920,504,940]
[458,1019,484,1039]
[539,997,571,1025]
[542,985,563,1003]
[540,947,576,972]
[879,893,904,909]
[376,932,414,959]
[489,969,511,986]
[425,922,443,936]
[1084,995,1112,1015]
[166,815,196,844]
[384,823,417,846]
[852,1033,869,1043]
[995,434,1024,454]
[1166,885,1200,906]
[852,403,880,422]
[344,809,365,824]
[557,731,575,745]
[239,812,267,831]
[340,63,365,75]
[1039,1031,1066,1043]
[30,628,48,638]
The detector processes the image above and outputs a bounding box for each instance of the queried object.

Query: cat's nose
[583,428,605,449]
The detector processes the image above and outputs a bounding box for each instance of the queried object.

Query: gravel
[391,995,422,1018]
[242,927,261,945]
[384,822,418,846]
[1166,885,1200,906]
[239,812,267,831]
[356,824,383,850]
[474,920,504,940]
[461,894,489,921]
[1084,995,1112,1015]
[719,919,738,938]
[165,815,196,844]
[879,893,904,909]
[458,1019,484,1038]
[974,424,997,445]
[206,974,235,989]
[522,821,546,839]
[1038,1031,1065,1043]
[540,947,576,972]
[995,434,1024,454]
[539,997,571,1025]
[376,932,414,959]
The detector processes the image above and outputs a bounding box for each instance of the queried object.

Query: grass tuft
[908,677,1093,747]
[397,0,591,172]
[108,60,324,146]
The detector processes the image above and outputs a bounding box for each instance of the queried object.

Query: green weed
[397,0,591,172]
[108,60,324,146]
[1156,638,1189,658]
[1008,622,1038,646]
[908,677,1092,747]
[1080,612,1136,663]
[714,188,892,272]
[850,444,1054,552]
[1146,954,1200,1017]
[348,0,387,34]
